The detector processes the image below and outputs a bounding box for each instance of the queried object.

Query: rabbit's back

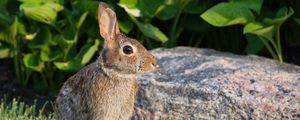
[55,62,138,120]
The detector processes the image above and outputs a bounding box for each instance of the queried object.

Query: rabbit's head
[98,2,157,75]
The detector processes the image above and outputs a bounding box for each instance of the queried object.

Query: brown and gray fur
[55,2,157,120]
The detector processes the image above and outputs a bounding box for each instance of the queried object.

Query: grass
[0,98,56,120]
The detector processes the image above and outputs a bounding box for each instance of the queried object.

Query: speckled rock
[132,47,300,120]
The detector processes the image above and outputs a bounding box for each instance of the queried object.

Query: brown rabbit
[55,2,157,120]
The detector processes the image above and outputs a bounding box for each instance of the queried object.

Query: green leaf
[201,3,254,27]
[245,34,264,54]
[119,0,138,8]
[27,27,51,49]
[76,12,88,30]
[118,16,134,34]
[244,22,274,41]
[156,5,177,20]
[0,17,18,45]
[40,46,63,62]
[74,0,99,16]
[264,7,294,26]
[229,0,263,14]
[118,0,141,17]
[0,43,12,58]
[23,53,45,72]
[20,0,63,24]
[130,16,168,43]
[54,39,100,71]
[139,0,165,17]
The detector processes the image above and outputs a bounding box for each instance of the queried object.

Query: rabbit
[55,2,157,120]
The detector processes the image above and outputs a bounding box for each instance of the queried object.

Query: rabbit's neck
[97,60,136,80]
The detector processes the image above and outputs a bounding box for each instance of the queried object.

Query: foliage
[201,0,295,62]
[0,0,300,95]
[0,98,56,120]
[0,0,101,96]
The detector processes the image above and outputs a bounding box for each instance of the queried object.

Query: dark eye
[123,45,133,55]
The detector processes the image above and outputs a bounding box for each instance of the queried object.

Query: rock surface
[133,47,300,119]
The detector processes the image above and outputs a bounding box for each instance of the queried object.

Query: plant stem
[168,0,189,47]
[260,37,277,60]
[275,26,283,62]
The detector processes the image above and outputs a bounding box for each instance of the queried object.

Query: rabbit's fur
[55,2,157,120]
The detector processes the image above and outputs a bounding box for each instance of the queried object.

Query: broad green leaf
[130,17,168,42]
[20,0,63,24]
[244,22,274,41]
[74,0,99,16]
[118,0,141,17]
[156,5,177,20]
[0,17,18,45]
[23,53,45,72]
[119,0,138,8]
[264,7,294,26]
[245,34,264,54]
[40,46,63,62]
[27,27,51,49]
[62,26,76,44]
[201,3,254,27]
[54,39,100,71]
[0,43,12,58]
[294,18,300,26]
[139,0,165,17]
[243,22,264,33]
[118,16,134,34]
[229,0,263,14]
[76,12,89,30]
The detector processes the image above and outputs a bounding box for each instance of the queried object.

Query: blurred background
[0,0,299,118]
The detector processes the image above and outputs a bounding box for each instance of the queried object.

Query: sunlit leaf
[201,3,254,27]
[130,16,168,43]
[20,0,63,24]
[76,12,88,30]
[0,17,18,45]
[54,39,100,71]
[244,22,274,41]
[264,7,294,26]
[118,0,141,17]
[0,43,12,58]
[23,53,45,72]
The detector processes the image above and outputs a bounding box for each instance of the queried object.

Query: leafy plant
[201,0,294,62]
[0,0,101,95]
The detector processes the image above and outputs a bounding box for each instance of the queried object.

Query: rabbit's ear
[98,2,120,46]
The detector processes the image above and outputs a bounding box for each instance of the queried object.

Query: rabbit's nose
[152,62,159,68]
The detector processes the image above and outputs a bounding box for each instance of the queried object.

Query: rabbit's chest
[91,78,137,119]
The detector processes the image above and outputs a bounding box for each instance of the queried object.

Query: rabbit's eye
[123,45,133,55]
